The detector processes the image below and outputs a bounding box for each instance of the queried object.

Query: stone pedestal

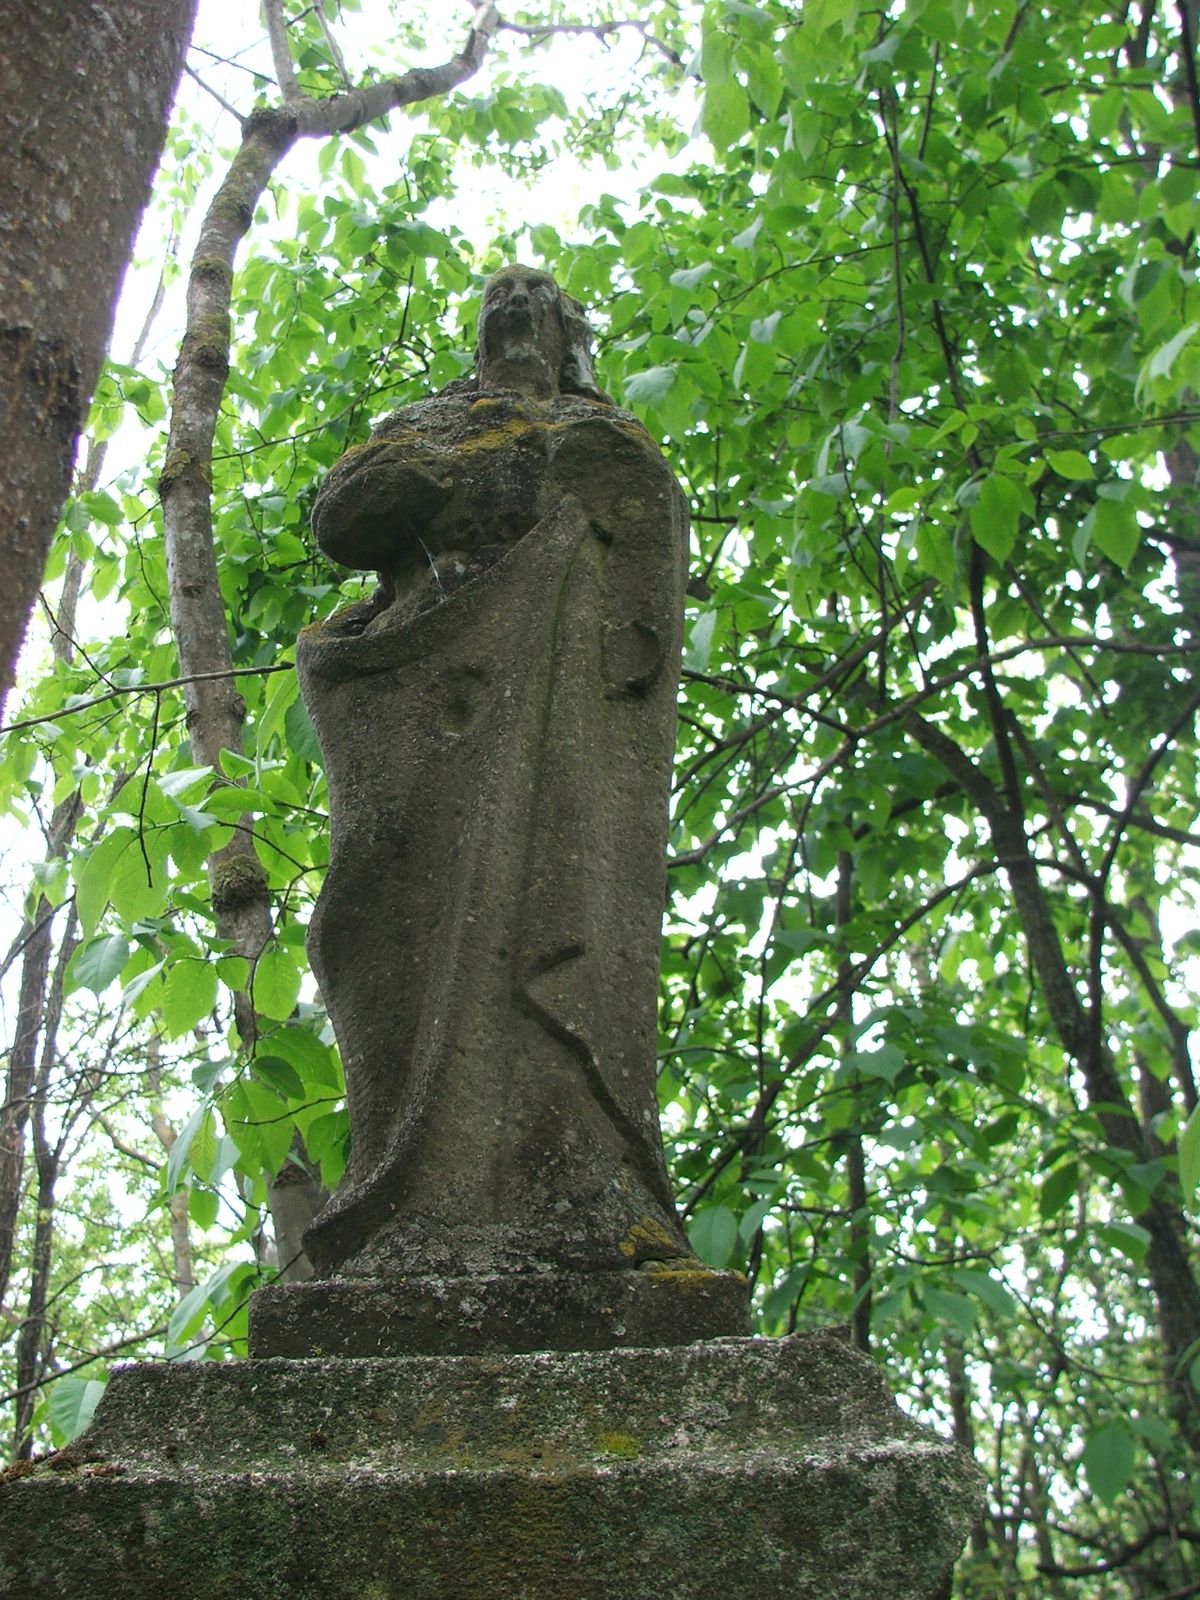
[248,1264,750,1357]
[0,1331,980,1599]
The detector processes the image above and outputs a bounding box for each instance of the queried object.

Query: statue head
[476,266,609,402]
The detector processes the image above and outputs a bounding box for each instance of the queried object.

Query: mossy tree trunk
[0,0,196,716]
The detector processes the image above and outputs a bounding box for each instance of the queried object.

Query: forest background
[2,1,1199,1595]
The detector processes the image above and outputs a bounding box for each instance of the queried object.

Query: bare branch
[261,0,301,108]
[499,17,685,69]
[294,2,500,136]
[315,4,352,87]
[183,61,246,124]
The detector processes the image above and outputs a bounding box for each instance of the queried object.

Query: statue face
[478,267,567,386]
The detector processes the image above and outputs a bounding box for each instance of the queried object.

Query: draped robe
[298,388,693,1280]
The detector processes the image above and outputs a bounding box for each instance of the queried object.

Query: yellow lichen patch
[594,1431,640,1460]
[452,415,651,455]
[646,1265,748,1295]
[617,1215,679,1260]
[453,418,554,452]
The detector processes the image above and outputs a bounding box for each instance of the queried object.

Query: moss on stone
[645,1264,743,1297]
[0,1335,982,1597]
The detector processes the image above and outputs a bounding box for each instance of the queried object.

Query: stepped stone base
[248,1265,751,1357]
[0,1330,979,1599]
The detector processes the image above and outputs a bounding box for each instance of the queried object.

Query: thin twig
[183,62,246,124]
[316,5,352,87]
[0,663,292,737]
[499,17,684,69]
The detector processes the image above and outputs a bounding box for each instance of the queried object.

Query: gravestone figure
[250,266,748,1355]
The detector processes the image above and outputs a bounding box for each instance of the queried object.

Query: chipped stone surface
[0,1332,981,1598]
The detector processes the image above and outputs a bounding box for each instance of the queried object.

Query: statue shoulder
[367,379,478,440]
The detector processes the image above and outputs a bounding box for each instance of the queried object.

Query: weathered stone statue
[250,266,747,1354]
[0,269,982,1600]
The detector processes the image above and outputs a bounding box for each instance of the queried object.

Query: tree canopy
[2,2,1199,1593]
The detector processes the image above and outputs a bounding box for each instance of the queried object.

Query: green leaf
[190,1108,218,1183]
[1180,1103,1200,1203]
[47,1378,106,1447]
[273,1026,342,1092]
[189,1186,220,1230]
[700,80,750,151]
[669,263,713,289]
[166,1261,246,1354]
[1136,321,1199,398]
[1099,1220,1151,1263]
[222,1079,293,1175]
[968,474,1022,562]
[1044,448,1094,481]
[122,958,165,1007]
[915,523,957,585]
[251,1054,306,1100]
[304,1108,349,1187]
[731,214,763,250]
[1085,497,1140,570]
[166,1276,211,1352]
[76,825,169,930]
[685,609,717,672]
[166,1102,213,1193]
[160,959,219,1038]
[924,1288,976,1338]
[284,699,321,764]
[255,668,299,763]
[1039,1159,1079,1220]
[623,366,677,408]
[952,1269,1016,1318]
[847,1043,905,1084]
[689,1205,738,1268]
[202,785,271,819]
[71,934,130,995]
[73,827,137,936]
[737,1195,775,1242]
[252,945,302,1021]
[1082,1422,1135,1505]
[83,489,122,527]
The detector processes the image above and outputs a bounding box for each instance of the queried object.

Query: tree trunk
[12,905,76,1457]
[0,797,78,1311]
[0,0,196,715]
[836,852,872,1354]
[147,1045,194,1298]
[907,709,1200,1425]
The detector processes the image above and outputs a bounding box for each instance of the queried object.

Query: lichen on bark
[210,851,268,916]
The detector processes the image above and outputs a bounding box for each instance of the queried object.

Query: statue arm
[312,433,454,574]
[548,415,689,697]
